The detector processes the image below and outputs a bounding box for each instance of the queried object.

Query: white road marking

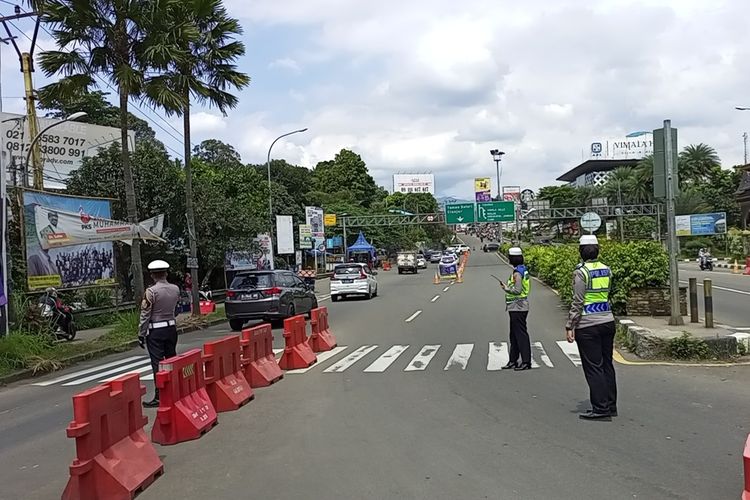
[679,280,750,296]
[102,364,153,382]
[444,344,473,370]
[487,342,509,371]
[404,345,441,371]
[287,346,348,374]
[533,342,554,368]
[32,355,147,386]
[324,345,378,372]
[431,295,440,303]
[557,341,582,367]
[273,348,284,356]
[405,310,422,323]
[364,345,410,372]
[450,281,456,285]
[733,327,750,331]
[62,359,152,386]
[141,373,154,381]
[317,294,332,302]
[443,286,450,292]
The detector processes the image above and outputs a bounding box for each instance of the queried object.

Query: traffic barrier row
[743,434,750,500]
[62,307,338,498]
[745,257,750,276]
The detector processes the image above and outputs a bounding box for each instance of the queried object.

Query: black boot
[578,410,612,421]
[143,388,159,408]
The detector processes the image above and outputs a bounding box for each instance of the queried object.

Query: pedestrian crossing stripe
[31,341,584,387]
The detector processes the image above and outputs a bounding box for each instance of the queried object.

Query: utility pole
[490,149,505,244]
[663,120,683,326]
[743,132,748,165]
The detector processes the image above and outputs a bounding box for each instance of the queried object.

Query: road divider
[310,307,338,352]
[240,324,284,387]
[203,336,254,412]
[279,315,317,370]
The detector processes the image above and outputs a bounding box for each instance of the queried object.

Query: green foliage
[82,288,113,309]
[75,313,116,331]
[667,333,710,360]
[0,332,55,374]
[312,150,386,208]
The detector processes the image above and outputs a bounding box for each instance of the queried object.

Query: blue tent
[346,231,375,257]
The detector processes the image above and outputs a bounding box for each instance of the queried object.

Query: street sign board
[445,203,475,224]
[580,212,602,232]
[324,214,337,226]
[675,212,727,236]
[477,201,515,223]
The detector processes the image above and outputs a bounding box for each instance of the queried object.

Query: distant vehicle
[416,255,427,269]
[330,263,378,301]
[225,270,318,331]
[699,253,714,271]
[397,251,418,274]
[445,246,458,254]
[483,243,500,253]
[429,251,442,263]
[455,244,470,254]
[439,254,459,278]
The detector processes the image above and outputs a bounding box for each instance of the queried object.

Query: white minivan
[330,263,378,301]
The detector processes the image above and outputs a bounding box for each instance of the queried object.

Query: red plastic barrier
[203,335,254,412]
[199,300,216,315]
[240,324,284,387]
[745,257,750,276]
[743,434,750,500]
[62,373,163,500]
[278,315,317,370]
[151,349,218,446]
[310,307,337,352]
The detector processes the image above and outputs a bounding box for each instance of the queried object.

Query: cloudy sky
[1,0,749,198]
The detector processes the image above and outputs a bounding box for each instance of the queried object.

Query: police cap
[508,247,523,256]
[579,235,599,246]
[147,260,170,272]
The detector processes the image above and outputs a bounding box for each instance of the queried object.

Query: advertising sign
[23,192,117,291]
[299,224,313,249]
[276,215,294,254]
[588,132,654,161]
[474,177,492,202]
[502,186,521,203]
[675,212,727,236]
[324,214,337,226]
[0,112,136,189]
[224,234,274,272]
[305,206,325,253]
[392,173,435,194]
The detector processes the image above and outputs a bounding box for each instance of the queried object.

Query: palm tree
[631,156,655,204]
[35,0,182,300]
[678,143,721,187]
[603,166,635,204]
[145,0,250,314]
[674,186,710,215]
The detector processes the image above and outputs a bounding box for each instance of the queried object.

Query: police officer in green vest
[566,235,617,421]
[500,247,532,371]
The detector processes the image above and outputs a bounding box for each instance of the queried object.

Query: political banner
[305,206,325,252]
[474,177,492,202]
[276,215,294,254]
[224,234,274,273]
[299,224,313,249]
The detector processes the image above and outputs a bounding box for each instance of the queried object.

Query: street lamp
[735,107,750,111]
[266,128,308,236]
[24,111,88,188]
[489,149,505,201]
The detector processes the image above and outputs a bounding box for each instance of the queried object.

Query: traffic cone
[433,272,440,285]
[457,270,464,284]
[732,259,740,274]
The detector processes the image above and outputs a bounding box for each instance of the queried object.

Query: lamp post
[490,149,505,244]
[24,112,87,188]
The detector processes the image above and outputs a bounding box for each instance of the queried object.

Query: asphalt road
[677,261,750,327]
[1,239,749,499]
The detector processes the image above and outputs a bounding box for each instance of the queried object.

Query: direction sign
[477,201,515,223]
[445,203,475,224]
[580,212,602,232]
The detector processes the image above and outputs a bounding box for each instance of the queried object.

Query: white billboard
[276,215,294,254]
[305,206,325,252]
[588,132,653,161]
[393,173,435,194]
[0,111,136,189]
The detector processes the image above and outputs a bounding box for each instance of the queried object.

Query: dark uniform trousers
[576,321,617,414]
[508,311,531,365]
[147,325,178,379]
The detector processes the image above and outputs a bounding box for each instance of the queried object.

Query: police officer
[500,247,532,371]
[566,235,617,421]
[139,260,180,408]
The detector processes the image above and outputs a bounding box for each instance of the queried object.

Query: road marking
[679,280,750,296]
[444,344,473,370]
[443,286,450,292]
[317,294,332,302]
[32,355,147,386]
[487,342,509,371]
[556,341,582,367]
[733,327,750,331]
[405,310,422,323]
[63,359,152,386]
[450,280,456,285]
[431,295,440,303]
[364,345,409,372]
[287,346,348,374]
[324,345,378,372]
[533,342,554,368]
[102,364,152,382]
[273,348,284,358]
[405,345,440,371]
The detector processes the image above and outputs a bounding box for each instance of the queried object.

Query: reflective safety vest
[506,265,530,302]
[581,261,611,315]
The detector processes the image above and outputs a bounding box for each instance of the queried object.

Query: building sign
[588,131,653,161]
[675,212,727,236]
[392,173,435,194]
[502,186,521,203]
[474,177,491,202]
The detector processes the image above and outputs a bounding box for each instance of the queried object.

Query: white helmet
[147,260,170,272]
[579,235,599,246]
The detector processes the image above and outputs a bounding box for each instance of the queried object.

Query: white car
[416,256,427,269]
[330,263,378,301]
[455,244,471,254]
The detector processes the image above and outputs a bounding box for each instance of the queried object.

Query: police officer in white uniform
[139,260,180,407]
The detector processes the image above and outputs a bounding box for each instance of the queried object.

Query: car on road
[455,244,471,254]
[429,251,442,263]
[397,251,418,274]
[225,270,318,331]
[483,242,500,253]
[330,263,378,301]
[416,255,427,269]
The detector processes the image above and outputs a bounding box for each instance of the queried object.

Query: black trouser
[576,321,617,414]
[508,311,531,365]
[146,325,178,382]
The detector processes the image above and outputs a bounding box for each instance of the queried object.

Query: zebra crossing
[31,341,584,387]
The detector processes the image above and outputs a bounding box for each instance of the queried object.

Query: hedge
[503,241,669,314]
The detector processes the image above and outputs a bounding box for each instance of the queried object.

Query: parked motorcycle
[699,254,714,271]
[38,288,77,341]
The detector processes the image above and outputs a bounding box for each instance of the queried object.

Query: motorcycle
[38,288,77,341]
[699,254,714,271]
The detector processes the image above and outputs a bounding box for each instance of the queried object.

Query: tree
[603,166,635,204]
[145,0,249,313]
[253,160,313,204]
[679,143,721,187]
[194,139,243,166]
[36,0,180,300]
[674,187,710,215]
[312,150,385,208]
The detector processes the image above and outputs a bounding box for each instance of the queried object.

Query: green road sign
[445,203,475,224]
[477,201,515,223]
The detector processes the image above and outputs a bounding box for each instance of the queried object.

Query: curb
[0,317,228,386]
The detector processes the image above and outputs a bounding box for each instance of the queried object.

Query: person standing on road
[566,235,617,421]
[138,260,180,408]
[500,247,532,371]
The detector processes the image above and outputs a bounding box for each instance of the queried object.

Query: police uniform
[139,260,180,406]
[502,247,532,371]
[566,235,617,420]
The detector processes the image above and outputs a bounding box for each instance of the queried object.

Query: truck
[397,251,417,274]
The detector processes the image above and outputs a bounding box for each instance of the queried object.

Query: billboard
[502,186,521,202]
[393,174,435,194]
[1,112,136,189]
[23,191,116,291]
[588,132,654,161]
[474,177,491,202]
[276,215,294,254]
[299,224,313,249]
[305,206,325,252]
[224,234,274,272]
[675,212,727,236]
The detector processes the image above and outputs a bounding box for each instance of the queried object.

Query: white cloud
[188,113,227,134]
[269,57,301,73]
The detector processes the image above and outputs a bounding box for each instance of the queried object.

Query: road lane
[678,262,750,327]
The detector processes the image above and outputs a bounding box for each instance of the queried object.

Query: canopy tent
[346,231,376,258]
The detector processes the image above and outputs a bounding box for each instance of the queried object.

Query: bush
[667,333,710,360]
[82,287,113,309]
[0,331,55,374]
